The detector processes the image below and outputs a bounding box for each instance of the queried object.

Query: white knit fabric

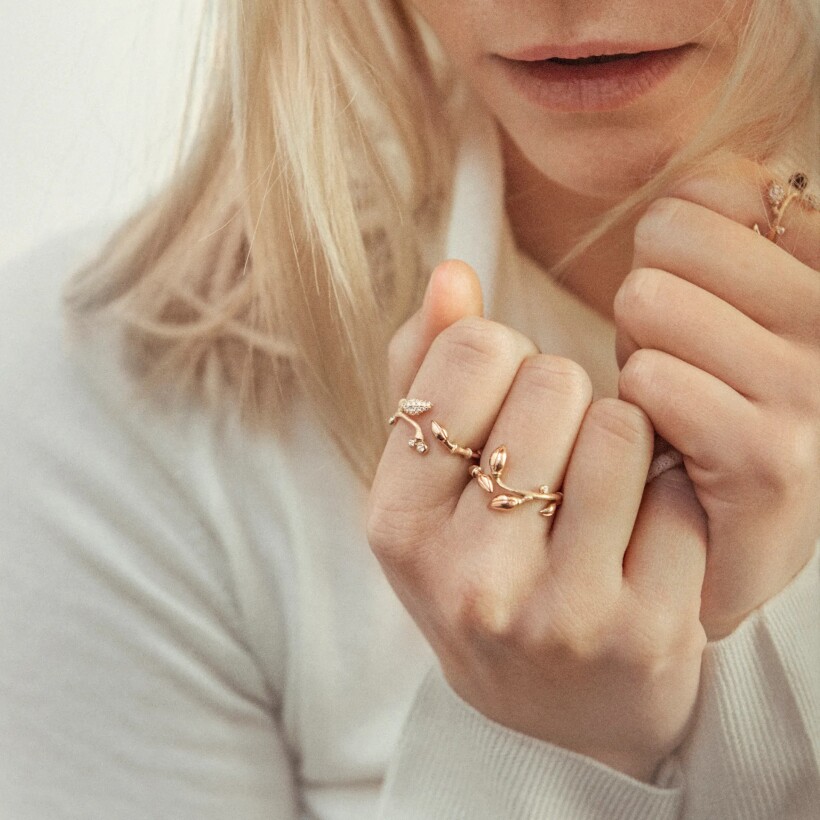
[1,116,818,818]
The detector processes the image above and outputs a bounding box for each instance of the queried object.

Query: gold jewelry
[388,398,433,454]
[431,421,482,460]
[753,172,813,243]
[470,445,563,518]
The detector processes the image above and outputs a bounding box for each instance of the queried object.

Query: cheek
[405,1,483,65]
[406,0,525,102]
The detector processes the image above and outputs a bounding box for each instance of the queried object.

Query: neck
[501,132,637,320]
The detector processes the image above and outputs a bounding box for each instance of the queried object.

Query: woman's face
[407,0,749,199]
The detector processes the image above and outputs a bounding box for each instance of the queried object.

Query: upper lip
[499,41,688,62]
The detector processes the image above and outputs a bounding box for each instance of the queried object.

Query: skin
[406,0,754,315]
[367,0,820,781]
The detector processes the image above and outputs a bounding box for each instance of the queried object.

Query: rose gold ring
[470,445,563,518]
[753,172,816,244]
[388,397,433,454]
[431,421,482,460]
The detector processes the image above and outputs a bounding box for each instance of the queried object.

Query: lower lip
[496,45,694,113]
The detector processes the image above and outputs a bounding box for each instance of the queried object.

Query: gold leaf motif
[476,473,494,493]
[490,494,522,510]
[431,421,447,441]
[489,446,507,477]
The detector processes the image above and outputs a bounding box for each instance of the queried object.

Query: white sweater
[1,110,818,819]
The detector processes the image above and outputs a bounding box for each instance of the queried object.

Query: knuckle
[515,354,593,404]
[618,348,659,398]
[365,494,424,563]
[634,197,683,246]
[456,575,612,660]
[585,397,653,449]
[536,586,607,657]
[614,267,664,323]
[365,503,405,558]
[545,615,601,661]
[627,611,705,670]
[455,581,532,648]
[631,606,678,650]
[780,423,819,481]
[433,317,532,376]
[753,419,819,495]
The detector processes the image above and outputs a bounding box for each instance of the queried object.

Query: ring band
[431,421,481,460]
[753,172,813,243]
[388,397,433,454]
[470,445,563,518]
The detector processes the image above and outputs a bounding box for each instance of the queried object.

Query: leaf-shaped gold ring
[488,446,507,477]
[431,420,481,460]
[387,397,433,454]
[472,443,563,518]
[470,465,495,493]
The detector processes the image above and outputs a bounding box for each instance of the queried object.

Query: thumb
[388,259,484,406]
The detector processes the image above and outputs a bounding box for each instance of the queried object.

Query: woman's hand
[615,157,820,639]
[368,261,708,782]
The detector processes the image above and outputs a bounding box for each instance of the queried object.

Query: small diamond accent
[400,399,432,416]
[767,184,785,206]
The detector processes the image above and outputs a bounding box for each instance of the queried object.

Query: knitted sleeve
[678,545,820,819]
[0,236,300,819]
[378,548,819,819]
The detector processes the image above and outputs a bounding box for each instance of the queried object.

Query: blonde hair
[65,0,819,485]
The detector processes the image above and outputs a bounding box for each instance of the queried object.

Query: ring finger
[455,354,593,571]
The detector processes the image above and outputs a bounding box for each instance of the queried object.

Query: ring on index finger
[387,397,435,454]
[753,172,819,244]
[388,398,482,460]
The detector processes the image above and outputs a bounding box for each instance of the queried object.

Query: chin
[535,148,666,200]
[504,120,688,201]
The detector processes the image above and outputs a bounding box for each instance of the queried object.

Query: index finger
[668,157,820,270]
[371,317,537,551]
[633,194,820,341]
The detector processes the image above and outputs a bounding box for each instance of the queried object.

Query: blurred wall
[0,1,206,267]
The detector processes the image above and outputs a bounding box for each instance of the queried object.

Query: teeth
[550,53,635,65]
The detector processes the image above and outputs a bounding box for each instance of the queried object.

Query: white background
[0,2,206,268]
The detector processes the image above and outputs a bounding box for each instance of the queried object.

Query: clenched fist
[368,261,708,782]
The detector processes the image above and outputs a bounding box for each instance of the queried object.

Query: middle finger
[455,354,593,562]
